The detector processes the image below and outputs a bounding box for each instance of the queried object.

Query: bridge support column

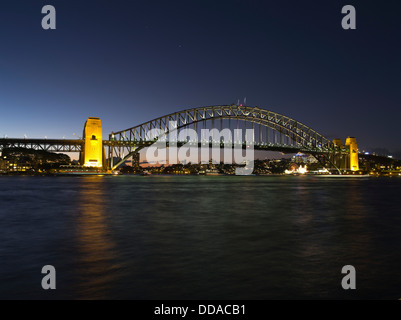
[332,139,347,170]
[108,146,113,170]
[345,137,359,171]
[80,117,104,169]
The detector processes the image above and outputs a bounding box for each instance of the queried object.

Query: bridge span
[0,105,360,172]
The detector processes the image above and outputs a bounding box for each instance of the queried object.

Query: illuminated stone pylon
[345,137,359,171]
[80,117,104,168]
[332,138,346,170]
[332,139,344,149]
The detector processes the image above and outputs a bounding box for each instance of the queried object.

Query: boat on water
[204,168,223,176]
[55,165,114,176]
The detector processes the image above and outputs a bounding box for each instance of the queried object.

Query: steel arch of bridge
[110,105,333,150]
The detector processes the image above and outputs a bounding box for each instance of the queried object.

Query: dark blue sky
[0,1,400,153]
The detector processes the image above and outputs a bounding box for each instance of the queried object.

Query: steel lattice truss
[110,105,334,151]
[0,139,84,152]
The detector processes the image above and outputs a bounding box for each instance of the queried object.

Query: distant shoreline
[0,172,399,178]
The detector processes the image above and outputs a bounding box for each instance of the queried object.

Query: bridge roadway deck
[0,138,346,155]
[0,138,84,152]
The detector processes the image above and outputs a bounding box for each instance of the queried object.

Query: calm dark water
[0,175,400,300]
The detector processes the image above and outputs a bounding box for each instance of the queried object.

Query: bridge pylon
[345,137,359,171]
[80,117,105,169]
[332,137,359,171]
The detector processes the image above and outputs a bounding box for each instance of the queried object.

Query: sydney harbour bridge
[0,105,360,173]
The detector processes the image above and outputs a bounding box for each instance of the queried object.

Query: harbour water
[0,175,400,299]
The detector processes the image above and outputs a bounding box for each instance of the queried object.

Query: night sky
[0,1,400,154]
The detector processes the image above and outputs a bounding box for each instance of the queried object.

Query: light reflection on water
[0,175,400,299]
[74,179,121,299]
